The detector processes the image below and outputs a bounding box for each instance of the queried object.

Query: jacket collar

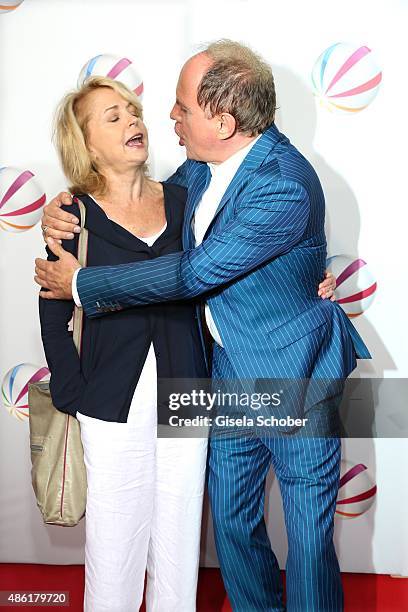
[183,123,285,246]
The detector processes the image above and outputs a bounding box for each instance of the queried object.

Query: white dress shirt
[73,136,261,348]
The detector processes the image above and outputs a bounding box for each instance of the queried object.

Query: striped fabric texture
[77,123,369,385]
[77,122,370,611]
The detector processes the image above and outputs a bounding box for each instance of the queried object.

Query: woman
[39,76,335,612]
[39,76,208,612]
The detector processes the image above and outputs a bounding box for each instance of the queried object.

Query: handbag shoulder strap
[72,197,89,355]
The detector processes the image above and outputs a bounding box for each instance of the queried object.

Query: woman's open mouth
[125,134,144,148]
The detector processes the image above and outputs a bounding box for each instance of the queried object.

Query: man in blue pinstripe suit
[37,40,370,611]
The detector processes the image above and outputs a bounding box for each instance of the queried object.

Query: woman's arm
[39,203,86,416]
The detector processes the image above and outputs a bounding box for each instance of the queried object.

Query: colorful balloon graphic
[1,363,50,421]
[0,167,46,232]
[326,255,377,317]
[78,54,144,98]
[336,460,377,519]
[0,1,24,14]
[312,43,382,113]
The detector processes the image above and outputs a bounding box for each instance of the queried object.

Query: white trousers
[77,346,208,612]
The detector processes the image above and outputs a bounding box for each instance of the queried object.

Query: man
[36,40,369,611]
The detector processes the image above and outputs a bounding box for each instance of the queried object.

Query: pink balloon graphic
[326,255,377,317]
[1,363,50,421]
[312,42,382,113]
[78,54,144,98]
[0,167,46,232]
[336,461,377,519]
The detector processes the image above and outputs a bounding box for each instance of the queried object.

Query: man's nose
[170,103,178,121]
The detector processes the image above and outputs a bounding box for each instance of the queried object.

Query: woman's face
[80,87,148,173]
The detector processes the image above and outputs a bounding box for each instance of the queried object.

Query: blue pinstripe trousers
[208,346,343,612]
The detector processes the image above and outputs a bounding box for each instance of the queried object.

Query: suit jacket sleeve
[77,178,310,317]
[39,203,87,416]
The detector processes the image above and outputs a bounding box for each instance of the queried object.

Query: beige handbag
[28,198,88,527]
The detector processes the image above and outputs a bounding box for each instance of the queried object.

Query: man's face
[170,54,219,162]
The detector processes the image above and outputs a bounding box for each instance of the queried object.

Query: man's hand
[318,270,336,301]
[35,238,81,300]
[41,192,81,242]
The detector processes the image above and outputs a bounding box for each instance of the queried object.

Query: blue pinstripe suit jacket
[77,123,370,384]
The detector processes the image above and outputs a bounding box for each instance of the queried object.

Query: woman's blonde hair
[53,76,144,196]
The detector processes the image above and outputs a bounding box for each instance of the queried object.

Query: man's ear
[216,113,236,140]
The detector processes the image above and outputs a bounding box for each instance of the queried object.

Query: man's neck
[210,133,259,165]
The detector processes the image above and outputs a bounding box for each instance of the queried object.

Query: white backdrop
[1,0,407,576]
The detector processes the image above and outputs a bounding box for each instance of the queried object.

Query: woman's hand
[318,270,336,301]
[41,192,81,242]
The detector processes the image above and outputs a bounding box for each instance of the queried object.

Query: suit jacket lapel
[182,163,211,249]
[209,124,284,225]
[182,123,285,248]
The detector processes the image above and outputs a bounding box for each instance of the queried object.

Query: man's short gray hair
[197,39,276,136]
